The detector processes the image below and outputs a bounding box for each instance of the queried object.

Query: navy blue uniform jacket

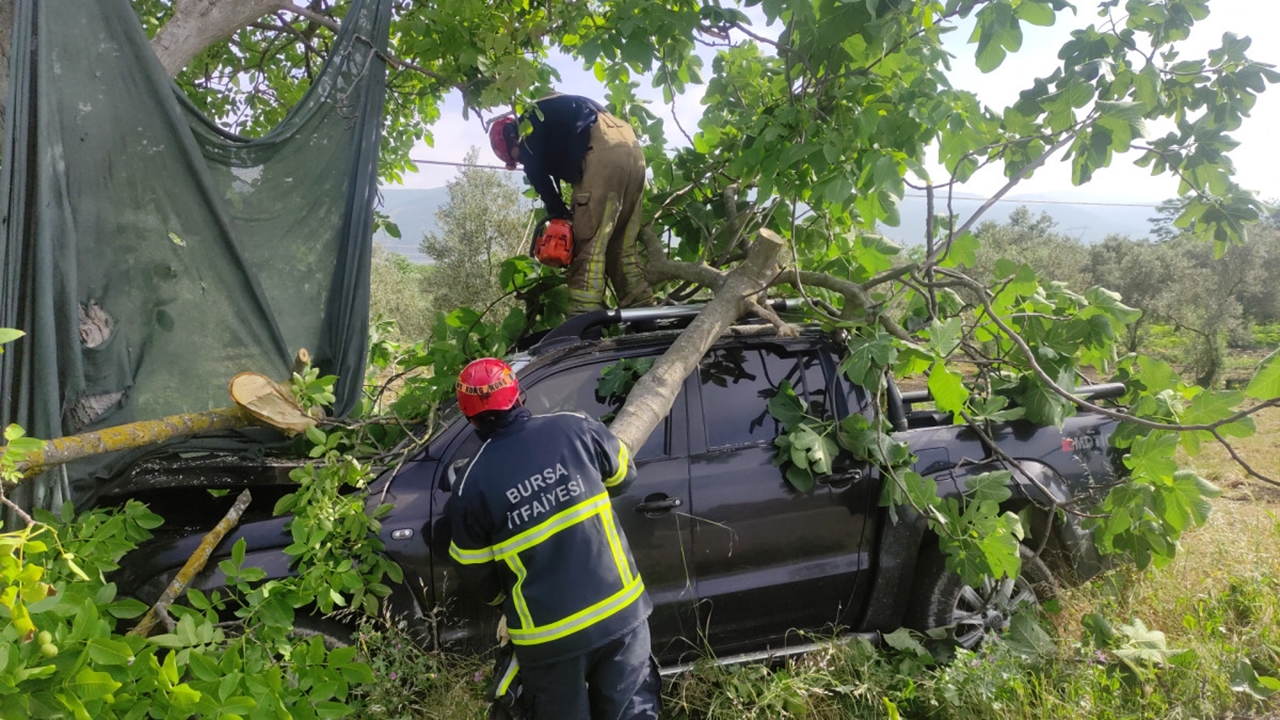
[447,407,652,666]
[517,95,605,218]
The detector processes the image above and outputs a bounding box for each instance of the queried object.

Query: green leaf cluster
[597,357,655,422]
[0,499,373,718]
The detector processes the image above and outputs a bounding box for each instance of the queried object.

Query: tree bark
[0,0,290,121]
[609,229,786,452]
[150,0,288,77]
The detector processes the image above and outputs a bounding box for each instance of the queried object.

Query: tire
[905,542,1056,650]
[290,613,357,650]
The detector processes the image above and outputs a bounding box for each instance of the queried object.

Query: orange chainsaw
[530,217,574,268]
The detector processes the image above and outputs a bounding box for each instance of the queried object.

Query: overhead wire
[406,158,1165,209]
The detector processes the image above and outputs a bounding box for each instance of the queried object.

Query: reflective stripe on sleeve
[449,541,495,565]
[603,441,630,487]
[599,507,633,585]
[506,554,535,630]
[508,576,645,646]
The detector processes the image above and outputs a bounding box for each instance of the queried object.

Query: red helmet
[488,116,518,168]
[456,358,520,417]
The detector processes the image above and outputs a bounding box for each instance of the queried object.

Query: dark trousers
[519,621,661,720]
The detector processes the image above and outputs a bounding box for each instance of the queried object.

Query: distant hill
[881,193,1157,246]
[374,187,449,262]
[373,187,1159,263]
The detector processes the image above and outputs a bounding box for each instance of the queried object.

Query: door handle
[818,467,865,485]
[634,495,683,514]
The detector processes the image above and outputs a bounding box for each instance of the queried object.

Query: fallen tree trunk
[8,371,316,482]
[15,408,255,478]
[609,228,786,452]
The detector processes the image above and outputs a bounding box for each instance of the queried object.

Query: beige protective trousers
[566,112,651,314]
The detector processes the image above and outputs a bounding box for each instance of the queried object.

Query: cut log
[7,369,317,482]
[229,371,318,435]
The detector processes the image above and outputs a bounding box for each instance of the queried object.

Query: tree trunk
[609,229,787,452]
[0,0,288,122]
[150,0,287,77]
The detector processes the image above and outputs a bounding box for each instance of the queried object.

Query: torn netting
[0,0,391,512]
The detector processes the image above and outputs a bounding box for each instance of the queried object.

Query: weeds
[351,615,489,719]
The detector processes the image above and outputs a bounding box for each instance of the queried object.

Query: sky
[395,0,1280,209]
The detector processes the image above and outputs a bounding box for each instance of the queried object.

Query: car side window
[522,361,669,461]
[699,345,827,449]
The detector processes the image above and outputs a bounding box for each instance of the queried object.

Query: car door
[688,341,879,655]
[430,353,698,662]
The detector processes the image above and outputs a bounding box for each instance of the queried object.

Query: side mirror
[443,458,470,492]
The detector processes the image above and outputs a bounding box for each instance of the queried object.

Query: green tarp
[0,0,391,512]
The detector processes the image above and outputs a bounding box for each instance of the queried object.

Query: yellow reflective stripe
[600,508,632,585]
[485,592,507,608]
[603,441,630,488]
[449,541,494,565]
[491,493,611,560]
[506,555,535,630]
[497,655,520,696]
[509,577,645,646]
[451,493,610,565]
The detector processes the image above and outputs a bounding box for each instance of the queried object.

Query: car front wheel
[906,542,1056,649]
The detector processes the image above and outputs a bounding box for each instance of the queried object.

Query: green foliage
[292,365,339,413]
[418,148,534,315]
[596,357,654,422]
[769,380,839,493]
[0,499,376,718]
[349,617,489,718]
[1082,613,1174,670]
[0,328,22,350]
[1,424,43,487]
[369,245,435,344]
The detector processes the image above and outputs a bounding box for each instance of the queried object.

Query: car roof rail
[898,381,1128,408]
[531,298,806,354]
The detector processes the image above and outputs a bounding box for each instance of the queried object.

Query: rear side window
[698,346,828,449]
[522,361,669,461]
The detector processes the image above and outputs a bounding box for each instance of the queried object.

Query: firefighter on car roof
[489,94,653,314]
[447,358,661,719]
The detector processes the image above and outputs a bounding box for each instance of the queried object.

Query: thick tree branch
[611,229,787,451]
[152,0,289,77]
[639,227,725,289]
[129,490,253,637]
[747,297,798,337]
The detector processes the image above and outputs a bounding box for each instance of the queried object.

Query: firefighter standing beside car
[489,94,653,314]
[447,358,661,719]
